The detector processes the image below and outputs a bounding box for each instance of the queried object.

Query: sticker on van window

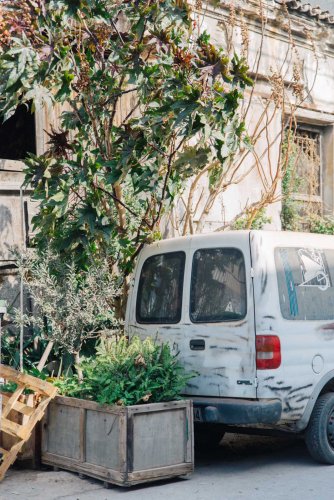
[297,248,331,291]
[275,247,334,321]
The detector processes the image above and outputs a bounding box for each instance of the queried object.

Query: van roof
[145,230,334,250]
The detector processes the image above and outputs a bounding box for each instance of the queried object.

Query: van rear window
[275,247,334,320]
[190,248,247,323]
[136,252,185,324]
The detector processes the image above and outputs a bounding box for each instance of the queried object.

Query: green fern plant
[54,336,194,406]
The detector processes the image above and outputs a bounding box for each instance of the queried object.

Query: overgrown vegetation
[170,1,320,234]
[280,135,302,231]
[0,0,251,317]
[0,326,48,370]
[308,215,334,234]
[54,336,194,406]
[232,208,271,230]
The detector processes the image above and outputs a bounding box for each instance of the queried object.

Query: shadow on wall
[0,205,12,235]
[0,204,20,260]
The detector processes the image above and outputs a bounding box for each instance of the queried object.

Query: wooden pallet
[0,364,57,481]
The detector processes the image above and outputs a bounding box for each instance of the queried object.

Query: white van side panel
[126,232,257,399]
[252,231,334,424]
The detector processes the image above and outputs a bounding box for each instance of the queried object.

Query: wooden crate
[0,364,58,481]
[0,392,36,464]
[42,396,194,487]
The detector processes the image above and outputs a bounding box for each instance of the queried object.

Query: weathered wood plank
[1,418,25,439]
[127,462,194,482]
[42,452,125,484]
[131,408,186,470]
[53,395,126,414]
[127,400,190,414]
[79,408,86,463]
[85,410,120,470]
[45,403,82,460]
[118,411,127,474]
[1,394,35,416]
[185,404,193,463]
[0,364,57,397]
[2,387,25,419]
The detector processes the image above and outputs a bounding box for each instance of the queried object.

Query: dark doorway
[0,104,36,160]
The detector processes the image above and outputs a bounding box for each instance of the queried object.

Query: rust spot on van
[318,324,334,340]
[320,323,334,330]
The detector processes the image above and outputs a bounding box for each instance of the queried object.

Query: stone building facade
[166,0,334,236]
[0,101,63,312]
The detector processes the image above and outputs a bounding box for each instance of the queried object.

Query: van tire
[194,424,225,451]
[305,392,334,464]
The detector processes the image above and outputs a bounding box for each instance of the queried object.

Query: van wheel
[194,424,225,451]
[305,393,334,464]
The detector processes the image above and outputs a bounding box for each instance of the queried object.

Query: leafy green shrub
[54,336,193,406]
[233,208,272,230]
[281,132,303,231]
[0,325,54,371]
[308,215,334,235]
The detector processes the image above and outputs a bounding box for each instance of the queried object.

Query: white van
[125,230,334,463]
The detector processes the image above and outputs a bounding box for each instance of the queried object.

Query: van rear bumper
[192,397,282,425]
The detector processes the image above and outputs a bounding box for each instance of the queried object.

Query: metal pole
[0,300,7,367]
[20,276,24,372]
[0,314,2,366]
[20,185,26,372]
[0,314,2,428]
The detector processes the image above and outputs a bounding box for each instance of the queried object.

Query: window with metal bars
[282,125,323,231]
[293,127,321,201]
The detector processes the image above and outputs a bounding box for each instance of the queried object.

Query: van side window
[136,252,185,324]
[275,247,334,321]
[190,248,247,323]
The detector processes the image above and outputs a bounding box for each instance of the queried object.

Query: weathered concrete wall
[0,99,61,315]
[0,159,36,315]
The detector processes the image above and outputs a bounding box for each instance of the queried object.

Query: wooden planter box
[41,396,194,487]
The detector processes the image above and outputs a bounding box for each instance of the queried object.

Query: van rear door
[181,232,256,399]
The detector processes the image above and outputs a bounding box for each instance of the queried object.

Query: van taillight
[256,335,281,370]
